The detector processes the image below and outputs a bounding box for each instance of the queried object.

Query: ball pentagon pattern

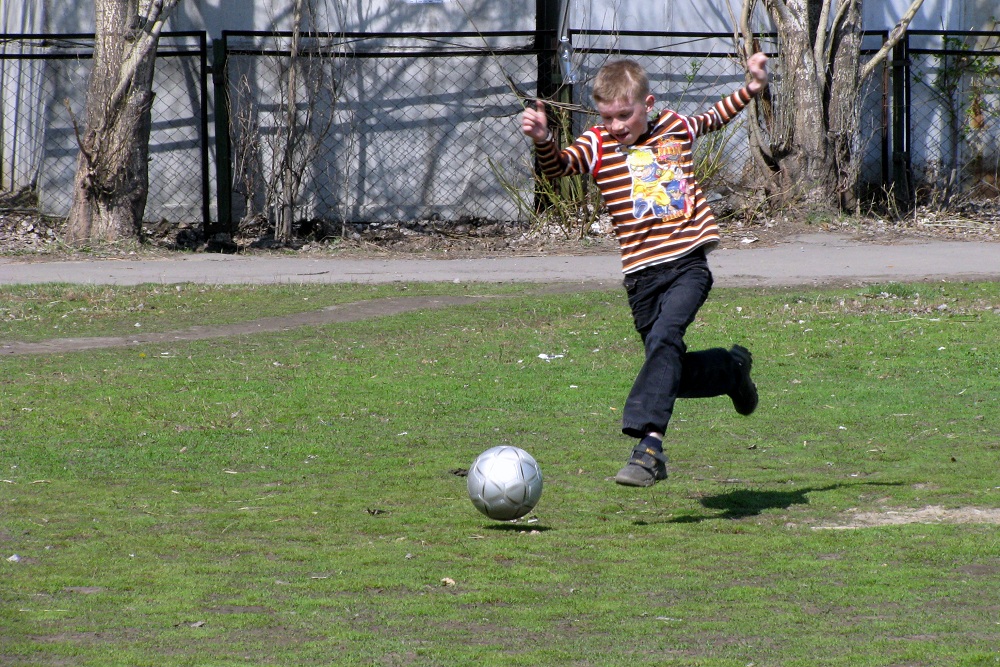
[467,446,543,520]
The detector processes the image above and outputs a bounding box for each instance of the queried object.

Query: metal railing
[216,30,545,235]
[0,28,997,239]
[0,32,211,223]
[906,30,1000,205]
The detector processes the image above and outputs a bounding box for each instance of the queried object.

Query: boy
[522,53,769,487]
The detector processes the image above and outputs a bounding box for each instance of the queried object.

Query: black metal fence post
[212,34,233,236]
[533,0,561,214]
[535,0,561,101]
[880,30,890,195]
[892,33,912,205]
[198,31,211,231]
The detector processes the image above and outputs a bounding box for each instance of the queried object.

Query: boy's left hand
[746,52,769,93]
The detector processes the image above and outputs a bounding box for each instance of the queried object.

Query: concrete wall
[1,0,539,221]
[5,0,535,38]
[179,0,535,37]
[11,0,993,40]
[569,0,994,35]
[1,0,996,222]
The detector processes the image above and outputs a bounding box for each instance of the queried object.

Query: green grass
[1,280,999,666]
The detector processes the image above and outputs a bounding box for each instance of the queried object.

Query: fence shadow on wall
[1,28,997,239]
[217,29,544,240]
[0,32,210,228]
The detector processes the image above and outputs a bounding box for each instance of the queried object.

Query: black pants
[621,250,740,438]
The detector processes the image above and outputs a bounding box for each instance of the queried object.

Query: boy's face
[596,95,654,146]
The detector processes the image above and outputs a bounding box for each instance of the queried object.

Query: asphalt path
[1,233,998,287]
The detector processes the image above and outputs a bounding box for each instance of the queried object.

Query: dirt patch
[0,284,606,355]
[63,586,106,594]
[0,295,490,355]
[208,605,272,614]
[814,506,1000,530]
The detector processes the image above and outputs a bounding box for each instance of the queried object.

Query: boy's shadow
[666,482,903,523]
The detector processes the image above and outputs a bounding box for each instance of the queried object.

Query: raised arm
[685,52,769,138]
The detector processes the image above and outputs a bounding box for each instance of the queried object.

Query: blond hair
[592,59,649,105]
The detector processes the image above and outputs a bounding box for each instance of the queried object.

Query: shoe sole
[614,464,666,487]
[615,474,657,487]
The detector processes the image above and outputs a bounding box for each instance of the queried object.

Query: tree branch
[104,0,181,122]
[763,0,791,33]
[814,0,834,76]
[737,0,757,59]
[740,0,775,166]
[859,0,926,81]
[141,0,169,26]
[825,0,854,67]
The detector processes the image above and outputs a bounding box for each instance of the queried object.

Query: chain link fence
[220,31,541,234]
[569,31,891,209]
[0,32,210,222]
[220,29,895,235]
[1,28,998,241]
[908,30,1000,205]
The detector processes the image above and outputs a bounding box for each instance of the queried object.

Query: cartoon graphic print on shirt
[622,138,691,222]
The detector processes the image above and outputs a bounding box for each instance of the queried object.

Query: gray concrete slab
[0,234,997,287]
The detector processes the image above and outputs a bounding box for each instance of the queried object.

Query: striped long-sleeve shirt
[534,85,756,274]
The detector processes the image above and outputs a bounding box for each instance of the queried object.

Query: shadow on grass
[660,482,905,524]
[483,523,553,533]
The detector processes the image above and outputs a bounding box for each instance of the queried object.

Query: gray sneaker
[615,442,668,487]
[729,345,758,416]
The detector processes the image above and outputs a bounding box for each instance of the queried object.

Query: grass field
[2,280,999,666]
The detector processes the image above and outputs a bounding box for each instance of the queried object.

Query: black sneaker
[729,345,758,416]
[614,441,668,487]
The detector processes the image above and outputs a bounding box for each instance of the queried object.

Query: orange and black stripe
[533,86,755,274]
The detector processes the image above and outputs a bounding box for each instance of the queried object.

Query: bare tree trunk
[767,9,837,205]
[65,0,180,245]
[276,0,305,243]
[744,0,926,211]
[246,0,342,245]
[826,0,863,210]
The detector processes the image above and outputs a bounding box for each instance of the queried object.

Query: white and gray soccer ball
[467,446,543,520]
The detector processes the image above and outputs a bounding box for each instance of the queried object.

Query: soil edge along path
[2,233,998,355]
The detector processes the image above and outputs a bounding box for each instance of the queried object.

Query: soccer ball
[467,446,543,520]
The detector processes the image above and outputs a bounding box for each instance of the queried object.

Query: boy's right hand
[521,100,550,142]
[746,52,769,94]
